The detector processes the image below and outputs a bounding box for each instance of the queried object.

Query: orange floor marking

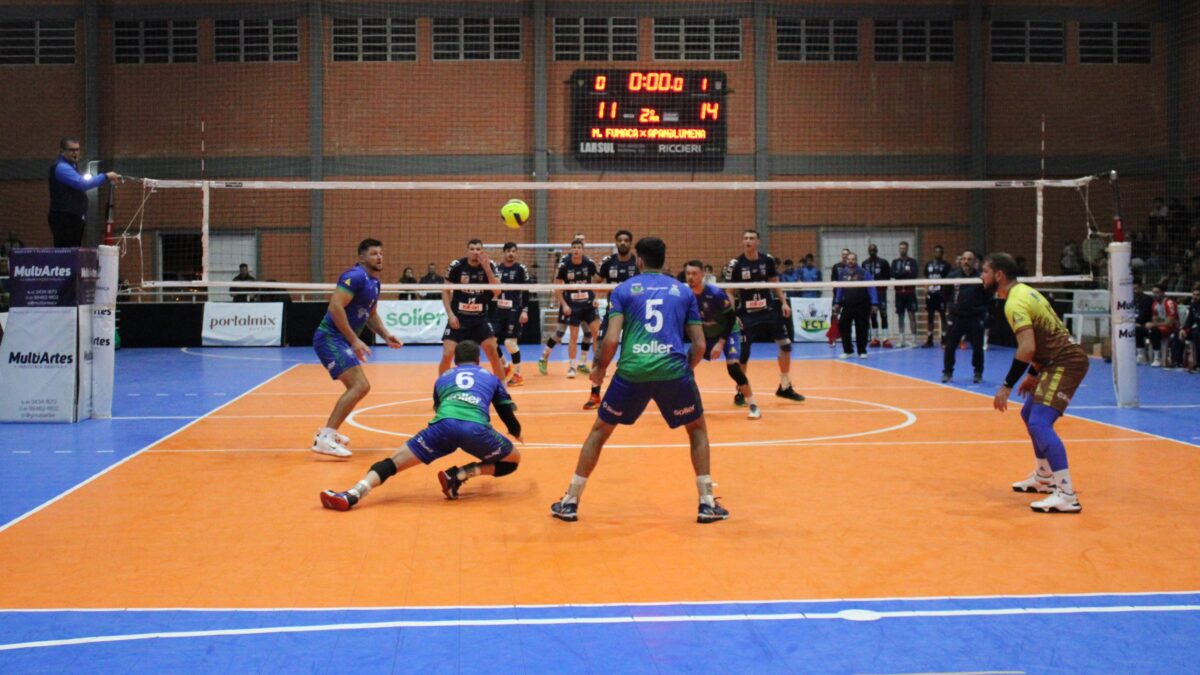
[1,361,1197,609]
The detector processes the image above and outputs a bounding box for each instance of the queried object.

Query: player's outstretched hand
[993,385,1011,412]
[352,338,372,362]
[1017,373,1037,397]
[385,334,404,349]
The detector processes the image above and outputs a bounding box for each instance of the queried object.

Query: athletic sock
[696,475,716,507]
[1052,469,1075,495]
[745,394,757,406]
[565,474,587,502]
[1036,458,1052,476]
[318,426,336,438]
[590,385,601,396]
[349,479,372,501]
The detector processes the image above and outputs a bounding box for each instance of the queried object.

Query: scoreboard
[570,69,728,167]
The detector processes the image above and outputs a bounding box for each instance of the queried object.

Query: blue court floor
[0,342,1197,673]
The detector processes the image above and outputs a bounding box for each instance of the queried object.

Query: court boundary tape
[0,602,1197,652]
[0,365,300,535]
[843,361,1200,449]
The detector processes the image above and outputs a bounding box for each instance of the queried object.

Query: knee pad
[726,362,749,386]
[370,458,398,483]
[777,340,792,353]
[492,461,518,477]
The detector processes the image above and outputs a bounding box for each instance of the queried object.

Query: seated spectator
[231,263,255,303]
[1145,283,1179,367]
[1168,283,1200,372]
[399,266,419,300]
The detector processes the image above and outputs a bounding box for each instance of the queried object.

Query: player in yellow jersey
[982,252,1089,513]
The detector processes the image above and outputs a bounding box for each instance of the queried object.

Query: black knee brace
[492,461,518,477]
[777,340,793,353]
[370,458,398,484]
[726,362,749,386]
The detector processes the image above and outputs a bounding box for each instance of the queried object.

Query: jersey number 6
[455,372,475,389]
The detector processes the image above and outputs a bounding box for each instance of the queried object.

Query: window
[331,17,416,62]
[554,17,637,61]
[653,17,741,60]
[432,18,521,61]
[776,18,858,62]
[114,20,198,64]
[1079,22,1151,64]
[874,19,953,62]
[0,20,75,65]
[990,20,1063,63]
[214,18,299,63]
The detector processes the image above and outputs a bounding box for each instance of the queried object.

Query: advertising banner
[375,301,450,344]
[0,307,82,422]
[8,248,97,307]
[91,245,119,418]
[201,302,284,346]
[790,297,834,342]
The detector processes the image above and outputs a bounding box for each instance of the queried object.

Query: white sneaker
[312,435,351,458]
[1011,471,1054,494]
[1030,489,1081,513]
[334,432,350,446]
[838,352,852,359]
[1151,358,1162,367]
[858,352,868,359]
[748,405,761,420]
[567,367,577,379]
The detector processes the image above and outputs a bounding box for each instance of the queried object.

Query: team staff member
[725,230,805,403]
[48,138,120,247]
[984,252,1088,513]
[923,245,952,347]
[491,242,531,385]
[943,250,991,383]
[891,241,919,347]
[311,238,404,458]
[441,239,506,381]
[832,253,879,358]
[863,243,893,348]
[583,229,638,409]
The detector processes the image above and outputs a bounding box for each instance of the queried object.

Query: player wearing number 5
[551,237,730,524]
[320,340,523,511]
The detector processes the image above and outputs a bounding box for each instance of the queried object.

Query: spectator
[419,262,444,300]
[231,263,255,302]
[1168,198,1190,251]
[779,258,802,299]
[1169,283,1200,372]
[1146,283,1179,367]
[1143,243,1170,288]
[48,138,120,247]
[1014,255,1030,277]
[399,266,419,300]
[1149,197,1169,239]
[702,264,717,286]
[1168,262,1192,294]
[942,250,990,383]
[798,253,822,298]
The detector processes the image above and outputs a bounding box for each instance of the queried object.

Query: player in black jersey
[582,230,638,409]
[440,239,506,380]
[891,241,920,347]
[724,229,805,403]
[538,239,600,378]
[490,242,531,386]
[923,244,953,347]
[863,243,893,348]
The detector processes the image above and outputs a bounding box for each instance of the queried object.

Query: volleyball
[500,199,530,229]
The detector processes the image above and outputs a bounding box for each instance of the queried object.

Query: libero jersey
[447,257,498,319]
[598,253,638,282]
[609,272,701,383]
[1003,283,1080,366]
[430,363,513,426]
[319,264,380,333]
[696,283,738,340]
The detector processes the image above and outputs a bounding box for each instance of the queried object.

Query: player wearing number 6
[320,340,523,511]
[551,236,730,524]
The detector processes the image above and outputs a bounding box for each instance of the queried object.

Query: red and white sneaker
[508,373,525,387]
[869,338,881,348]
[882,339,894,349]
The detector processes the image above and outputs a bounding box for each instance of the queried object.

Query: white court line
[0,604,1197,652]
[112,416,200,420]
[0,365,300,535]
[243,384,947,396]
[144,437,1157,454]
[842,361,1200,449]
[179,347,315,363]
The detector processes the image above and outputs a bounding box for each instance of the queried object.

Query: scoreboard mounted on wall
[570,69,728,169]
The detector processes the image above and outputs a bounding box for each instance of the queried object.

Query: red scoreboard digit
[571,69,728,167]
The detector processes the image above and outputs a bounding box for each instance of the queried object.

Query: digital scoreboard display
[570,69,728,167]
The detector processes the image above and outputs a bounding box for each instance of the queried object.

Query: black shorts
[490,309,523,342]
[560,302,598,327]
[739,309,788,343]
[894,293,918,313]
[926,292,946,312]
[444,317,495,344]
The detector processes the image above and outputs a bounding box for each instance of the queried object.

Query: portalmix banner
[375,301,449,344]
[790,297,834,342]
[202,302,284,346]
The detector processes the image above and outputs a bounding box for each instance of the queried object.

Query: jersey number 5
[645,299,664,333]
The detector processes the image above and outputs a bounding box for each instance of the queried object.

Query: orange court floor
[1,359,1198,611]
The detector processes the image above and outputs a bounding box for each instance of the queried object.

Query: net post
[1108,241,1138,407]
[1035,183,1045,277]
[200,180,211,282]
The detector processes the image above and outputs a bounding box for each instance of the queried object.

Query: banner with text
[375,301,449,344]
[0,307,82,422]
[202,302,284,346]
[8,248,97,307]
[790,297,834,342]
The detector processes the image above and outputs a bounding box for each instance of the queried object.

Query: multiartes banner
[8,248,97,307]
[0,306,87,422]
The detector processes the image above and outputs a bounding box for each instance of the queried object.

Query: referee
[48,138,119,247]
[942,250,991,383]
